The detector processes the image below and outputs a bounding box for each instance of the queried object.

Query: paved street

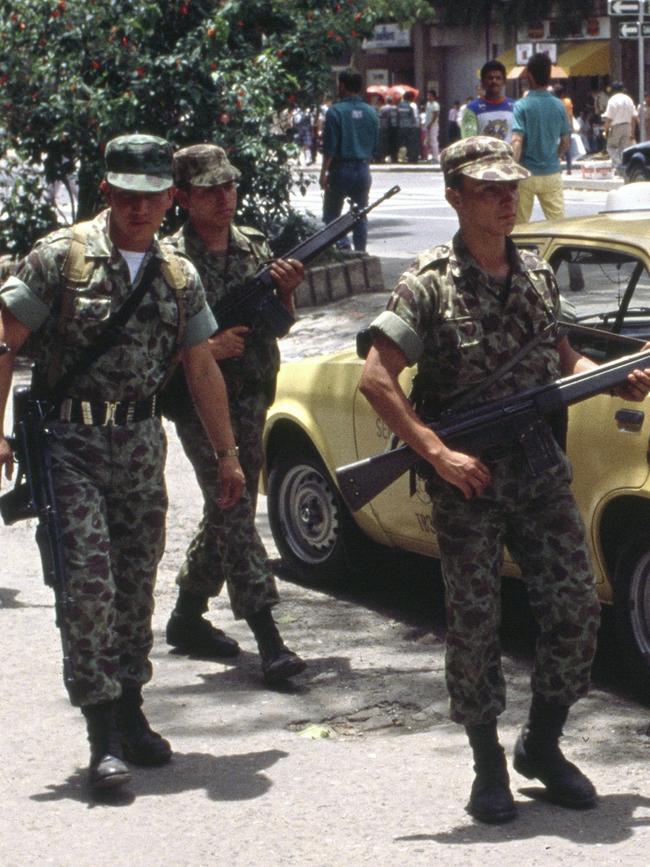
[1,174,650,866]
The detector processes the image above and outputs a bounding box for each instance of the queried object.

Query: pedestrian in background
[511,53,571,223]
[165,144,307,684]
[603,82,638,169]
[636,93,650,142]
[447,101,461,144]
[553,83,575,174]
[320,68,379,252]
[424,90,440,162]
[461,61,514,143]
[379,96,399,163]
[0,135,244,793]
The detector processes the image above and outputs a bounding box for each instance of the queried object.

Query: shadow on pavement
[275,548,650,708]
[30,748,289,806]
[395,791,650,847]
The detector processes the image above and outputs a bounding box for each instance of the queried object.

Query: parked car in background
[262,186,650,689]
[622,141,650,182]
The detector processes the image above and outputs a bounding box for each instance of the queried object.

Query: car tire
[267,447,377,585]
[627,164,648,183]
[613,535,650,693]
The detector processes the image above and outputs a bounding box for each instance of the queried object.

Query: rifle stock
[336,348,650,512]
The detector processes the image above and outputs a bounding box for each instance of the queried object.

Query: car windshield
[551,247,650,335]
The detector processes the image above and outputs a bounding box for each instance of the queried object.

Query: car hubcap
[278,464,340,564]
[630,550,650,660]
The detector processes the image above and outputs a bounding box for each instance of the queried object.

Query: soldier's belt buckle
[102,400,119,426]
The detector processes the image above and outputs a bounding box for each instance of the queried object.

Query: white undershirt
[118,249,146,283]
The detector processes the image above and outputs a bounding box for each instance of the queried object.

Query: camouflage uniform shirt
[369,231,561,414]
[168,220,280,394]
[1,210,215,398]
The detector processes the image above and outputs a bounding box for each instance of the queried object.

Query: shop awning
[556,40,610,77]
[496,40,609,80]
[506,64,568,80]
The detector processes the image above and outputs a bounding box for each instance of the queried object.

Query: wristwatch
[216,446,239,459]
[0,343,10,356]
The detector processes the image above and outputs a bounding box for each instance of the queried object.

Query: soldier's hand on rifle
[270,258,304,309]
[0,436,14,488]
[209,326,250,360]
[216,455,246,509]
[612,365,650,402]
[610,341,650,402]
[431,446,492,500]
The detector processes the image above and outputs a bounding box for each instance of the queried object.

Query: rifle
[336,347,650,512]
[0,387,80,702]
[212,185,401,338]
[158,186,401,420]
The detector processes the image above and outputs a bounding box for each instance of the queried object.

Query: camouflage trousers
[427,445,600,726]
[174,386,279,619]
[47,419,167,707]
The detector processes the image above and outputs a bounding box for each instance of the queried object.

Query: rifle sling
[447,321,557,415]
[44,255,161,403]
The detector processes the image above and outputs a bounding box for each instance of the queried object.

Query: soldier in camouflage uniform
[359,136,650,823]
[164,144,307,683]
[0,135,245,793]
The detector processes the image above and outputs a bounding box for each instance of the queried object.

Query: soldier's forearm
[182,343,237,454]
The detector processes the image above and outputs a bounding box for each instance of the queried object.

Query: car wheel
[627,164,647,183]
[614,536,650,692]
[267,448,374,585]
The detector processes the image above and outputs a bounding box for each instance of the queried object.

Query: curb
[296,164,624,191]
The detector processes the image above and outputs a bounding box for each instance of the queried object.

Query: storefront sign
[363,24,411,50]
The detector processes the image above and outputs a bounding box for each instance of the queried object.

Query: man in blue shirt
[319,69,379,252]
[511,53,571,224]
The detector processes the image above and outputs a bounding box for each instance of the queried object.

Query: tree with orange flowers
[0,0,387,255]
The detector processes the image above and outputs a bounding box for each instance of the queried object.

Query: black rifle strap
[46,255,161,402]
[448,321,557,414]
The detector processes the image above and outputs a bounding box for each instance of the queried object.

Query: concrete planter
[295,255,385,308]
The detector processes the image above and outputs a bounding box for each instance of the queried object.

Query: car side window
[549,246,650,357]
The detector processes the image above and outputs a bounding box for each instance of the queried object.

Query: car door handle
[615,408,645,432]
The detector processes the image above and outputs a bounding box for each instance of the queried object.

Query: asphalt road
[1,176,649,866]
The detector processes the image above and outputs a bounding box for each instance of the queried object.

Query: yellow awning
[506,64,568,80]
[496,41,610,79]
[495,47,516,74]
[556,40,610,77]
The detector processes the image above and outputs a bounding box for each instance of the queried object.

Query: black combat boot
[116,686,172,767]
[513,694,597,808]
[245,607,307,684]
[82,701,131,792]
[465,721,517,824]
[166,589,240,658]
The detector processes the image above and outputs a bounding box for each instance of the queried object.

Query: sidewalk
[297,161,624,192]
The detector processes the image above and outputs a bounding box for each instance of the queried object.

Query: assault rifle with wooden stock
[212,184,401,338]
[158,186,400,420]
[336,347,650,512]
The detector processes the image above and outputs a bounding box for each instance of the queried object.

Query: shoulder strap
[46,254,162,402]
[159,245,187,351]
[63,222,96,285]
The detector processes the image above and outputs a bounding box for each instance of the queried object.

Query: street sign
[608,0,650,13]
[620,21,650,36]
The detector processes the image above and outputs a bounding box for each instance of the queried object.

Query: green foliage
[0,0,378,255]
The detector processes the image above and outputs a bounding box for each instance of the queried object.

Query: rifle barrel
[336,347,650,512]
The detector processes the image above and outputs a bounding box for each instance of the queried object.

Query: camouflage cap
[173,144,241,187]
[440,136,530,184]
[104,134,174,192]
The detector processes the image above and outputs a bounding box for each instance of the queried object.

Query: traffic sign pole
[640,6,645,139]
